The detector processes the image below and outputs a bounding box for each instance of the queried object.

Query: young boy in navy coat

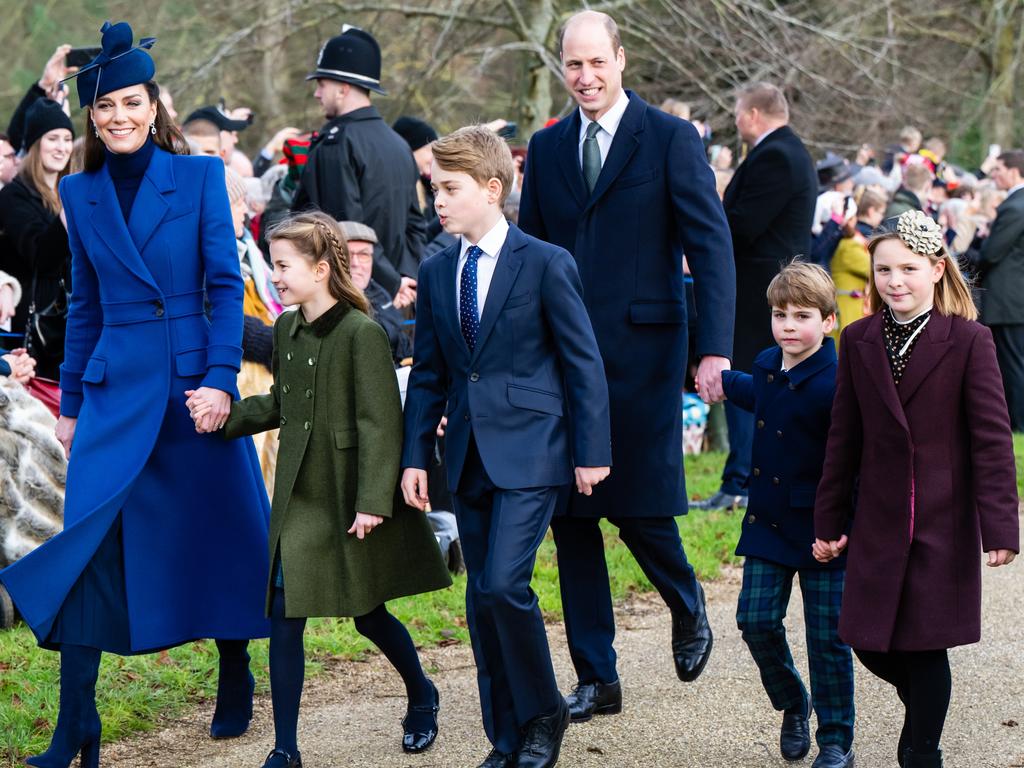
[714,262,855,768]
[401,125,611,768]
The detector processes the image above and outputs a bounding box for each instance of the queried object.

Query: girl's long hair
[19,138,70,215]
[267,211,371,314]
[866,232,978,321]
[83,81,189,172]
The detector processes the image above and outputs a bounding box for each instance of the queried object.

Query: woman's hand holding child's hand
[987,549,1016,567]
[813,535,848,563]
[348,512,383,540]
[185,388,232,433]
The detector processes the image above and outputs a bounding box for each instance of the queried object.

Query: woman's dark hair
[83,81,189,172]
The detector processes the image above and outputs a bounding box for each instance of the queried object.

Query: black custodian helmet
[306,26,386,95]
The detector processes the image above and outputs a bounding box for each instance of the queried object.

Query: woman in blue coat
[0,23,271,767]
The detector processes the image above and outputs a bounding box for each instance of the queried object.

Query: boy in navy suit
[401,125,611,768]
[712,262,854,768]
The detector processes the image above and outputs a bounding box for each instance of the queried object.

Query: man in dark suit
[694,82,817,512]
[403,126,611,768]
[519,10,736,722]
[977,149,1024,430]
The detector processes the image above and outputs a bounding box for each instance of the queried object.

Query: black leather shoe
[566,678,622,722]
[402,679,440,753]
[478,748,516,768]
[812,745,855,768]
[780,690,812,761]
[516,698,570,768]
[671,584,713,682]
[690,491,748,511]
[260,748,302,768]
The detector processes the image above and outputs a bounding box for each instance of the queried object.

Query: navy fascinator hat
[65,21,157,109]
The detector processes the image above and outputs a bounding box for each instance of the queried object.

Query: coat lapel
[470,226,523,364]
[897,312,954,405]
[127,147,175,256]
[584,92,644,213]
[439,244,470,359]
[856,312,910,433]
[555,111,588,209]
[88,164,157,289]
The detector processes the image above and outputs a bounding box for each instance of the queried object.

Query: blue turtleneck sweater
[105,137,155,222]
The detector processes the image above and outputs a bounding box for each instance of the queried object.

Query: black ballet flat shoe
[402,679,440,753]
[260,748,302,768]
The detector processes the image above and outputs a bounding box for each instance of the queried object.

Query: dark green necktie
[583,121,602,193]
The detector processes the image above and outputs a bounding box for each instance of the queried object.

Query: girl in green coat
[189,212,451,768]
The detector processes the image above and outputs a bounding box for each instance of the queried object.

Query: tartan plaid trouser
[736,556,855,750]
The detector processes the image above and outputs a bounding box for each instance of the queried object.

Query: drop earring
[93,124,99,138]
[150,122,157,135]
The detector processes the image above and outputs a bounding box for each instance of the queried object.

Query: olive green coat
[225,301,451,618]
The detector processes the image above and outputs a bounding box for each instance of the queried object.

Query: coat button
[308,357,316,366]
[154,299,164,317]
[772,477,780,485]
[766,374,774,383]
[756,419,765,429]
[282,384,290,394]
[286,352,293,361]
[280,417,287,426]
[747,515,756,524]
[305,389,313,398]
[776,430,783,438]
[753,467,761,476]
[464,413,470,422]
[470,372,480,382]
[304,421,311,430]
[788,383,796,390]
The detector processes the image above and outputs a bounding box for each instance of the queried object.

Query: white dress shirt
[754,125,781,148]
[578,89,631,168]
[1007,182,1024,199]
[456,216,510,320]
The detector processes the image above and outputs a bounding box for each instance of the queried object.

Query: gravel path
[104,555,1024,768]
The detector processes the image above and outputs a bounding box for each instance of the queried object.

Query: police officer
[294,26,424,307]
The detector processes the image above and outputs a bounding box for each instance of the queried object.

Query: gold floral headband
[894,210,944,256]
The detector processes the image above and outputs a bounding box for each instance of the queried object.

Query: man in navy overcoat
[518,11,736,720]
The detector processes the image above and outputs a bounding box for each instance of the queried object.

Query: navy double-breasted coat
[0,148,271,652]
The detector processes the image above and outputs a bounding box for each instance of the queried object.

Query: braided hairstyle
[267,211,370,314]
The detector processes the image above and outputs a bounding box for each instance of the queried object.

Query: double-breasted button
[304,421,311,430]
[154,299,165,317]
[756,419,765,429]
[766,374,774,383]
[469,372,480,382]
[776,430,783,438]
[747,515,756,524]
[282,384,290,394]
[753,467,761,476]
[305,389,313,399]
[286,352,293,361]
[280,416,288,426]
[772,476,780,485]
[308,357,316,366]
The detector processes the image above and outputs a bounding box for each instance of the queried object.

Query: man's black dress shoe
[812,745,855,768]
[260,748,302,768]
[402,679,440,752]
[478,748,516,768]
[780,690,812,761]
[516,698,570,768]
[671,583,713,682]
[566,679,622,722]
[690,491,748,511]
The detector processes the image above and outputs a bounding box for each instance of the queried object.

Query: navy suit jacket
[401,222,611,491]
[519,91,735,517]
[722,338,842,570]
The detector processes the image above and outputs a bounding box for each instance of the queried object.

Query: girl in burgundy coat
[813,210,1019,768]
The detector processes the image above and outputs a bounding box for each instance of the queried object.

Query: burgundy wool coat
[815,310,1019,652]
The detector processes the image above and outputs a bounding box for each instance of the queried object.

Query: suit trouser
[720,401,754,495]
[453,437,563,754]
[550,514,701,685]
[736,557,854,751]
[990,323,1024,431]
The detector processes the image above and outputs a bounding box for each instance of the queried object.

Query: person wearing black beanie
[22,98,75,153]
[392,115,441,240]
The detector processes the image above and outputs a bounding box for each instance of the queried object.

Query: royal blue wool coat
[722,338,844,570]
[519,91,736,518]
[0,148,271,652]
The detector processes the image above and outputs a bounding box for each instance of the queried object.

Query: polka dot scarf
[883,306,931,385]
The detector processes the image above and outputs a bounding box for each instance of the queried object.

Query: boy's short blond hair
[431,125,515,206]
[766,261,837,318]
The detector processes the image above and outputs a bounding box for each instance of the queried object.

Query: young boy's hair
[766,261,838,318]
[431,125,515,206]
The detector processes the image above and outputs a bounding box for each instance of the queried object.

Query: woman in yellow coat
[831,189,887,344]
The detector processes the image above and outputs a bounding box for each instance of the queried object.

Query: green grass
[5,437,1021,762]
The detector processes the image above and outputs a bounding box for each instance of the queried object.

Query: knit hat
[338,220,378,244]
[392,116,437,152]
[69,21,156,109]
[22,99,74,152]
[224,166,247,204]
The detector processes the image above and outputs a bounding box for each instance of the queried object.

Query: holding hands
[2,348,35,385]
[185,387,232,433]
[813,535,848,563]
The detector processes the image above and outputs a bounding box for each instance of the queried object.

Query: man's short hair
[997,149,1024,175]
[766,261,837,318]
[903,162,933,192]
[558,11,621,55]
[432,125,515,206]
[736,82,789,122]
[857,188,887,215]
[660,98,691,121]
[182,118,221,139]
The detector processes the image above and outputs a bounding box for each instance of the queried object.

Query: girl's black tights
[855,648,951,758]
[269,591,433,753]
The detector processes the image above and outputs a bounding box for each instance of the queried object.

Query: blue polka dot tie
[460,245,482,351]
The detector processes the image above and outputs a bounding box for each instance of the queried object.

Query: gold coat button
[753,468,761,476]
[305,389,313,398]
[304,421,311,430]
[308,357,316,366]
[282,384,290,394]
[756,419,765,429]
[766,374,774,383]
[747,515,756,524]
[286,352,293,361]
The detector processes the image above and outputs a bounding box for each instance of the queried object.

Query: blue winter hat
[67,21,157,109]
